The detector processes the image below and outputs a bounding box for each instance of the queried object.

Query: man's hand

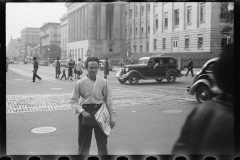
[110,120,116,129]
[82,111,91,118]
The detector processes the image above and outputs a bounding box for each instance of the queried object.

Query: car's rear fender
[166,69,179,77]
[189,79,212,95]
[125,70,146,79]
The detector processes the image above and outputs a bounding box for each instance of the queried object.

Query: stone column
[72,11,75,42]
[78,8,81,41]
[68,12,71,42]
[101,3,107,40]
[97,5,101,40]
[88,3,95,40]
[85,5,88,40]
[76,9,79,41]
[114,3,121,40]
[79,8,82,40]
[81,7,85,40]
[74,10,77,41]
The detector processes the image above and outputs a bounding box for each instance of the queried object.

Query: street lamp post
[48,48,50,65]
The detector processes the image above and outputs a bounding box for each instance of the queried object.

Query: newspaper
[94,103,111,136]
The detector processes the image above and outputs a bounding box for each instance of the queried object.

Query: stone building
[7,36,18,58]
[59,13,68,60]
[40,22,61,60]
[20,27,40,58]
[65,2,127,61]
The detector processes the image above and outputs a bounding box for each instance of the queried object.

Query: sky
[6,2,67,46]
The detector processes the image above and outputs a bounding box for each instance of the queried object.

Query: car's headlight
[125,68,129,72]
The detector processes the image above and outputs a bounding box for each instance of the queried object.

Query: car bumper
[115,70,127,79]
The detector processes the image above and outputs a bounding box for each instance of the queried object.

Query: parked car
[41,60,49,66]
[115,56,183,84]
[60,60,69,68]
[99,60,113,71]
[23,60,28,64]
[186,57,220,103]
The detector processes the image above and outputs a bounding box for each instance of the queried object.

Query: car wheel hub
[200,91,208,100]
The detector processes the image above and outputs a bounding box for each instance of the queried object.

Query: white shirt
[70,76,116,121]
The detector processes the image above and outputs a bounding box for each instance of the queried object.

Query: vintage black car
[186,57,220,103]
[115,56,183,84]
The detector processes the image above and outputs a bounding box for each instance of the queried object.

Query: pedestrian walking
[74,64,77,79]
[172,44,235,155]
[185,57,194,77]
[67,58,74,81]
[70,57,116,155]
[6,57,8,72]
[119,59,124,68]
[60,66,67,81]
[55,57,61,79]
[104,58,109,79]
[32,57,41,82]
[76,58,83,79]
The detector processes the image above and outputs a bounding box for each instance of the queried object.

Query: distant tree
[49,44,61,59]
[120,40,132,64]
[219,3,234,36]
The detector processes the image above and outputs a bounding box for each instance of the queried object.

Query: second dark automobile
[186,57,220,103]
[115,56,183,84]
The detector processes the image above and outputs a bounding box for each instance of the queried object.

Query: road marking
[15,79,23,80]
[132,111,136,112]
[162,110,182,113]
[51,88,62,90]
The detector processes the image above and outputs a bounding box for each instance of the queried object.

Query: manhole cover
[31,127,57,134]
[162,110,182,113]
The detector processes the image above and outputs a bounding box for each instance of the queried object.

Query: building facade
[60,13,68,60]
[65,2,127,61]
[7,36,18,58]
[40,22,61,60]
[20,27,40,58]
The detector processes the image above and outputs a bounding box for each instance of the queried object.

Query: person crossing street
[32,57,41,82]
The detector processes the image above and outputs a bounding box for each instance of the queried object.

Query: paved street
[6,63,200,155]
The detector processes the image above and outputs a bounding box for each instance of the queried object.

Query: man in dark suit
[55,57,61,79]
[32,57,41,82]
[185,57,194,77]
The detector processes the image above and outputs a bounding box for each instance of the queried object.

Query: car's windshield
[138,58,149,64]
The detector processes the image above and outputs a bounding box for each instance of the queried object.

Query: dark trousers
[56,68,60,78]
[33,70,41,81]
[78,114,108,155]
[185,68,194,77]
[60,72,67,80]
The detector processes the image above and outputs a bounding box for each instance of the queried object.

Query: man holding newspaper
[70,57,117,155]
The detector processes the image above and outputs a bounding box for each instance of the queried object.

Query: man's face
[87,61,99,77]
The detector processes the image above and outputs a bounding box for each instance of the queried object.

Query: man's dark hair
[57,57,59,60]
[79,58,81,61]
[33,57,36,60]
[213,43,234,95]
[85,57,99,68]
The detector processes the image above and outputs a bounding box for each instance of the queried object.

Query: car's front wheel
[196,86,212,103]
[155,79,163,82]
[118,78,127,84]
[167,73,176,82]
[128,74,139,84]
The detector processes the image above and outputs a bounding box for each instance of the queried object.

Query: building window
[141,6,144,15]
[163,38,166,50]
[135,6,138,16]
[187,6,192,24]
[130,9,132,19]
[146,42,149,52]
[135,27,138,35]
[140,42,143,52]
[130,27,132,36]
[129,45,131,51]
[221,37,227,48]
[155,14,158,30]
[125,28,127,37]
[154,39,157,50]
[174,9,179,26]
[198,34,203,49]
[148,26,150,34]
[200,3,205,22]
[109,44,113,52]
[141,27,144,34]
[185,36,189,49]
[173,37,178,48]
[164,12,168,28]
[147,3,150,12]
[134,43,137,52]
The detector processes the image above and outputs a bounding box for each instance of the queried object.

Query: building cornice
[40,22,61,30]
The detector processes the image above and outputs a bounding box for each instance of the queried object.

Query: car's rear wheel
[196,86,212,103]
[167,73,176,82]
[155,79,163,82]
[118,78,127,84]
[129,74,139,84]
